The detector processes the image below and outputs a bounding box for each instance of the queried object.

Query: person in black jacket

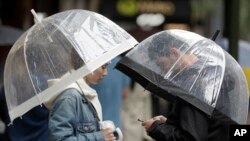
[142,97,229,141]
[141,32,230,141]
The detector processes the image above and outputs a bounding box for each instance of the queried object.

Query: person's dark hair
[71,48,84,70]
[148,32,188,60]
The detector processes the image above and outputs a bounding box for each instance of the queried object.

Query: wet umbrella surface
[4,9,138,122]
[116,30,249,124]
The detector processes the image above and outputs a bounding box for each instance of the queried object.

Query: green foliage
[239,0,250,41]
[190,0,219,23]
[191,0,250,41]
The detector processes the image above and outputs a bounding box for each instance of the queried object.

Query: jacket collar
[44,75,98,109]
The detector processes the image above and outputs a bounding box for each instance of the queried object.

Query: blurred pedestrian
[0,63,50,141]
[6,105,49,141]
[121,82,153,141]
[0,44,49,141]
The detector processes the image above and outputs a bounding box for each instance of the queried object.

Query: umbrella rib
[188,45,211,92]
[23,30,42,104]
[168,65,188,81]
[165,43,190,79]
[43,45,60,77]
[210,47,223,106]
[81,27,106,51]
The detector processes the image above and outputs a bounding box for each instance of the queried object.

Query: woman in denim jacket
[46,49,115,141]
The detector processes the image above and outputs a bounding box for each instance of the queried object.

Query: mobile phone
[137,118,145,122]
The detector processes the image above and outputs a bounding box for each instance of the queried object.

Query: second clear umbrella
[116,29,249,124]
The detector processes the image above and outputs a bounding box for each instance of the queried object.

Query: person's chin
[94,79,102,84]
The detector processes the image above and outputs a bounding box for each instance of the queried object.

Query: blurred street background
[0,0,250,140]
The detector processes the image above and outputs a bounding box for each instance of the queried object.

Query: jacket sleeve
[147,120,194,141]
[48,91,104,141]
[147,97,211,141]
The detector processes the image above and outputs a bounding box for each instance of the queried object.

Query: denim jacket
[48,88,104,141]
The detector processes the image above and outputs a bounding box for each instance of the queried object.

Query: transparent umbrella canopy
[116,29,249,124]
[217,38,250,94]
[4,9,138,122]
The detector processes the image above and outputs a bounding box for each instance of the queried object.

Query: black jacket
[147,98,229,141]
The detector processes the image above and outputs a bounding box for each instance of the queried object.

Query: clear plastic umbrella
[116,29,249,124]
[217,38,250,94]
[4,9,138,122]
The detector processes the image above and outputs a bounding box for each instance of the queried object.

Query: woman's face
[85,63,109,84]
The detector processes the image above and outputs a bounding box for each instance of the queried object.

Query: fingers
[159,115,167,122]
[152,116,159,120]
[141,115,167,131]
[141,118,155,131]
[153,115,167,122]
[102,128,116,141]
[141,121,146,126]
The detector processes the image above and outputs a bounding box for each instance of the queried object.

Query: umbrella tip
[30,9,42,24]
[211,30,220,41]
[30,9,53,42]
